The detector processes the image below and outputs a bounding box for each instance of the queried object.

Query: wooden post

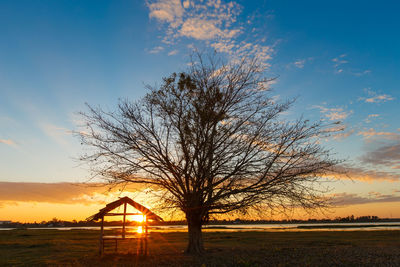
[122,202,127,239]
[139,234,143,254]
[144,216,148,256]
[99,216,104,255]
[145,216,148,235]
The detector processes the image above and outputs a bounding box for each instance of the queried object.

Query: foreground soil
[0,229,399,266]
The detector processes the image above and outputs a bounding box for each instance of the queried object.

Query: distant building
[0,221,12,225]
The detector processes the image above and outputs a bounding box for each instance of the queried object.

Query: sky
[1,0,399,222]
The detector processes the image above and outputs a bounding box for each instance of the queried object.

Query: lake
[1,222,400,231]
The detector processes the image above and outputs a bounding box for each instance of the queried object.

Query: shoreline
[1,222,400,232]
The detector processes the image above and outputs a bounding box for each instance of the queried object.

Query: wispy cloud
[364,114,380,123]
[0,182,145,205]
[167,49,179,56]
[39,123,72,148]
[148,46,165,54]
[359,88,395,103]
[293,59,306,68]
[320,124,354,140]
[332,129,355,140]
[351,69,371,77]
[0,139,16,146]
[332,54,371,76]
[360,142,400,169]
[312,105,352,121]
[368,114,380,118]
[355,127,400,171]
[289,57,313,69]
[332,54,348,74]
[332,192,400,206]
[330,165,400,182]
[147,0,273,65]
[357,128,400,141]
[364,94,394,103]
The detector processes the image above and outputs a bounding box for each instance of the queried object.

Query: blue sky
[1,0,400,219]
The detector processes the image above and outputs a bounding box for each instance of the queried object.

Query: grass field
[0,229,399,266]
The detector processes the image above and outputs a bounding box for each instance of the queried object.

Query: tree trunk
[185,214,205,254]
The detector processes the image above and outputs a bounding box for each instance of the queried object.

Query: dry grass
[1,229,399,266]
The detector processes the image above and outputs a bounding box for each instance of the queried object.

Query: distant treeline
[1,215,399,228]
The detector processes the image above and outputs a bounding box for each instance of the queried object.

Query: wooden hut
[87,196,163,255]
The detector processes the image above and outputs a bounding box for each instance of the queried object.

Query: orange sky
[1,182,400,223]
[2,200,400,223]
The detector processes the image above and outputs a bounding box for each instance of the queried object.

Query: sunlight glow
[129,214,146,222]
[137,225,143,234]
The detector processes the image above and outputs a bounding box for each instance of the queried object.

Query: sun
[129,214,146,223]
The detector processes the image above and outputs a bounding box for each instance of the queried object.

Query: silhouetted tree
[77,53,340,254]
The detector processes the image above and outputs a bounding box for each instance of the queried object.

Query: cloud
[148,46,165,54]
[168,49,179,56]
[180,17,237,40]
[332,192,400,206]
[211,40,273,65]
[148,0,184,27]
[364,94,394,103]
[357,128,400,141]
[293,59,306,68]
[359,88,395,103]
[312,105,352,121]
[319,124,354,140]
[332,129,355,140]
[364,114,379,123]
[38,123,73,149]
[289,57,313,69]
[360,142,400,169]
[332,54,348,74]
[148,0,241,42]
[331,54,371,76]
[0,139,16,146]
[329,165,400,182]
[351,69,371,77]
[355,127,400,175]
[147,0,273,65]
[0,182,145,205]
[323,124,346,133]
[325,111,350,121]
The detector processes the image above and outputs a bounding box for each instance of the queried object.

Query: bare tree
[77,53,340,254]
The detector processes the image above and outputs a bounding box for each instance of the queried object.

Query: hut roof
[87,196,163,222]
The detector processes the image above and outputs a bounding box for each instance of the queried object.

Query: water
[1,222,400,231]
